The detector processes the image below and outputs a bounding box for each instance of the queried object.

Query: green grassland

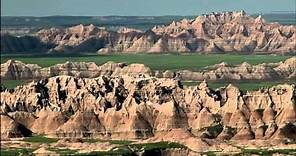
[2,135,296,156]
[1,53,289,71]
[2,142,296,156]
[23,134,59,143]
[0,148,34,156]
[0,80,25,89]
[241,148,296,155]
[1,135,186,156]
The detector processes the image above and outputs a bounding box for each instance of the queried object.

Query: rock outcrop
[164,56,296,81]
[0,33,50,53]
[1,75,295,150]
[1,11,295,54]
[1,60,152,80]
[1,60,42,80]
[1,57,295,81]
[1,114,32,138]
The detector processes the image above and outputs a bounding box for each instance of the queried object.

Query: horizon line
[1,10,295,18]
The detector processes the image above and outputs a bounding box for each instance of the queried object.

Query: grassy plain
[0,53,289,71]
[23,135,59,143]
[0,80,25,89]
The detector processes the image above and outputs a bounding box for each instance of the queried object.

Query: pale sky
[1,0,295,16]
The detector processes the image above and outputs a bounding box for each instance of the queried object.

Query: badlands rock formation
[1,75,295,151]
[1,11,295,54]
[1,60,151,80]
[164,56,296,81]
[0,33,50,53]
[1,57,295,81]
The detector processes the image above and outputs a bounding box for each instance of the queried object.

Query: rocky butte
[1,74,296,153]
[1,57,295,81]
[1,11,296,54]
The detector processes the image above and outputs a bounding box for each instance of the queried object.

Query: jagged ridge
[1,11,295,54]
[1,57,295,81]
[1,75,295,151]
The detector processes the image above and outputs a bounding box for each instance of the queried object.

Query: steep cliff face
[1,11,295,54]
[1,75,295,150]
[1,57,295,81]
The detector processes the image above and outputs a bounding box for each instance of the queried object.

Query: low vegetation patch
[1,53,289,70]
[207,124,223,138]
[0,148,34,156]
[48,148,79,155]
[130,141,187,151]
[49,142,185,156]
[0,80,25,89]
[81,147,133,156]
[108,140,134,145]
[23,134,59,143]
[82,138,133,145]
[241,148,296,155]
[201,151,218,156]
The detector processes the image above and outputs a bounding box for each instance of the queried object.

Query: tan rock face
[2,11,295,54]
[1,114,32,139]
[1,75,295,146]
[1,60,152,80]
[1,60,42,80]
[1,57,295,81]
[164,56,296,81]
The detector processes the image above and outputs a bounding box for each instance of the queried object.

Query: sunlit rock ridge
[1,57,295,81]
[1,11,295,54]
[1,75,295,151]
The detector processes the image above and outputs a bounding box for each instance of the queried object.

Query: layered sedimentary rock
[1,114,32,138]
[1,75,295,150]
[1,11,295,54]
[164,56,296,81]
[1,60,152,80]
[1,57,295,81]
[1,60,42,80]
